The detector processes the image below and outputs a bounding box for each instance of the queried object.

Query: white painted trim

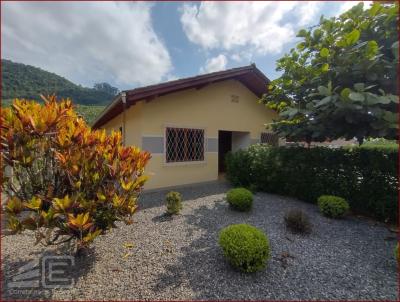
[162,160,207,167]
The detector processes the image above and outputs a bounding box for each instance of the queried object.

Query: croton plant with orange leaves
[1,95,151,252]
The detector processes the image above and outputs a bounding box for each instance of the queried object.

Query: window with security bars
[260,132,279,146]
[166,127,205,163]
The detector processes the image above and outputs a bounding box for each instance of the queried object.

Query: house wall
[101,79,277,189]
[101,102,143,147]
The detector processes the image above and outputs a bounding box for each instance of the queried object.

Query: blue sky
[2,1,370,90]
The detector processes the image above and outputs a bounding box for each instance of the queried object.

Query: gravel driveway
[1,181,398,300]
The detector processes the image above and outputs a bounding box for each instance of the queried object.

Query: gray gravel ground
[1,181,398,300]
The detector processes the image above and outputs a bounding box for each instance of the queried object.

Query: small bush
[318,195,349,218]
[284,209,312,234]
[166,191,182,215]
[395,243,400,262]
[218,224,270,273]
[226,188,253,211]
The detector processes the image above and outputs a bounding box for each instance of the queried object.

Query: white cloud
[1,2,172,88]
[200,54,227,74]
[336,1,372,15]
[230,51,254,64]
[180,2,322,56]
[166,74,179,81]
[297,2,323,26]
[230,53,242,63]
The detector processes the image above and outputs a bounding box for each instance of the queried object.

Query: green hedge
[225,145,398,222]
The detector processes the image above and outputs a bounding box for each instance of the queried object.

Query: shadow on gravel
[151,199,266,300]
[150,193,398,300]
[138,180,231,210]
[1,245,96,301]
[152,213,174,223]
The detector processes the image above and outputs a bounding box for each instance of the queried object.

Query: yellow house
[92,64,278,190]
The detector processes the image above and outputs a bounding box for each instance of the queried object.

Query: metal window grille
[166,127,204,163]
[260,132,279,146]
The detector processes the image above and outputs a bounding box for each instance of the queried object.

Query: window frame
[164,125,206,165]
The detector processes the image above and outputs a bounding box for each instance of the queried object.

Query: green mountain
[1,59,116,105]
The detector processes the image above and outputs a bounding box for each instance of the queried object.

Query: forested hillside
[1,59,117,105]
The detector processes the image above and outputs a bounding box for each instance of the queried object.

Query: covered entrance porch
[218,130,251,173]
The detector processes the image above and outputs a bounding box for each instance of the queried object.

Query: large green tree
[261,2,398,144]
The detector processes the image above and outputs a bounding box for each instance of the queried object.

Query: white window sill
[163,160,207,167]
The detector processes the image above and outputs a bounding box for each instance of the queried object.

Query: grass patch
[75,104,105,126]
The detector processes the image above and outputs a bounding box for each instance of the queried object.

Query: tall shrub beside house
[225,145,397,222]
[1,96,151,252]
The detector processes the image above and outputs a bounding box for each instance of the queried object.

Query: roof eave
[91,94,122,128]
[91,64,270,129]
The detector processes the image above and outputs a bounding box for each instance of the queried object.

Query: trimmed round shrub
[218,224,270,273]
[226,188,253,211]
[284,209,312,234]
[166,191,182,215]
[317,195,349,218]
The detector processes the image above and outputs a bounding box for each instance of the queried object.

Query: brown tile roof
[92,64,270,128]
